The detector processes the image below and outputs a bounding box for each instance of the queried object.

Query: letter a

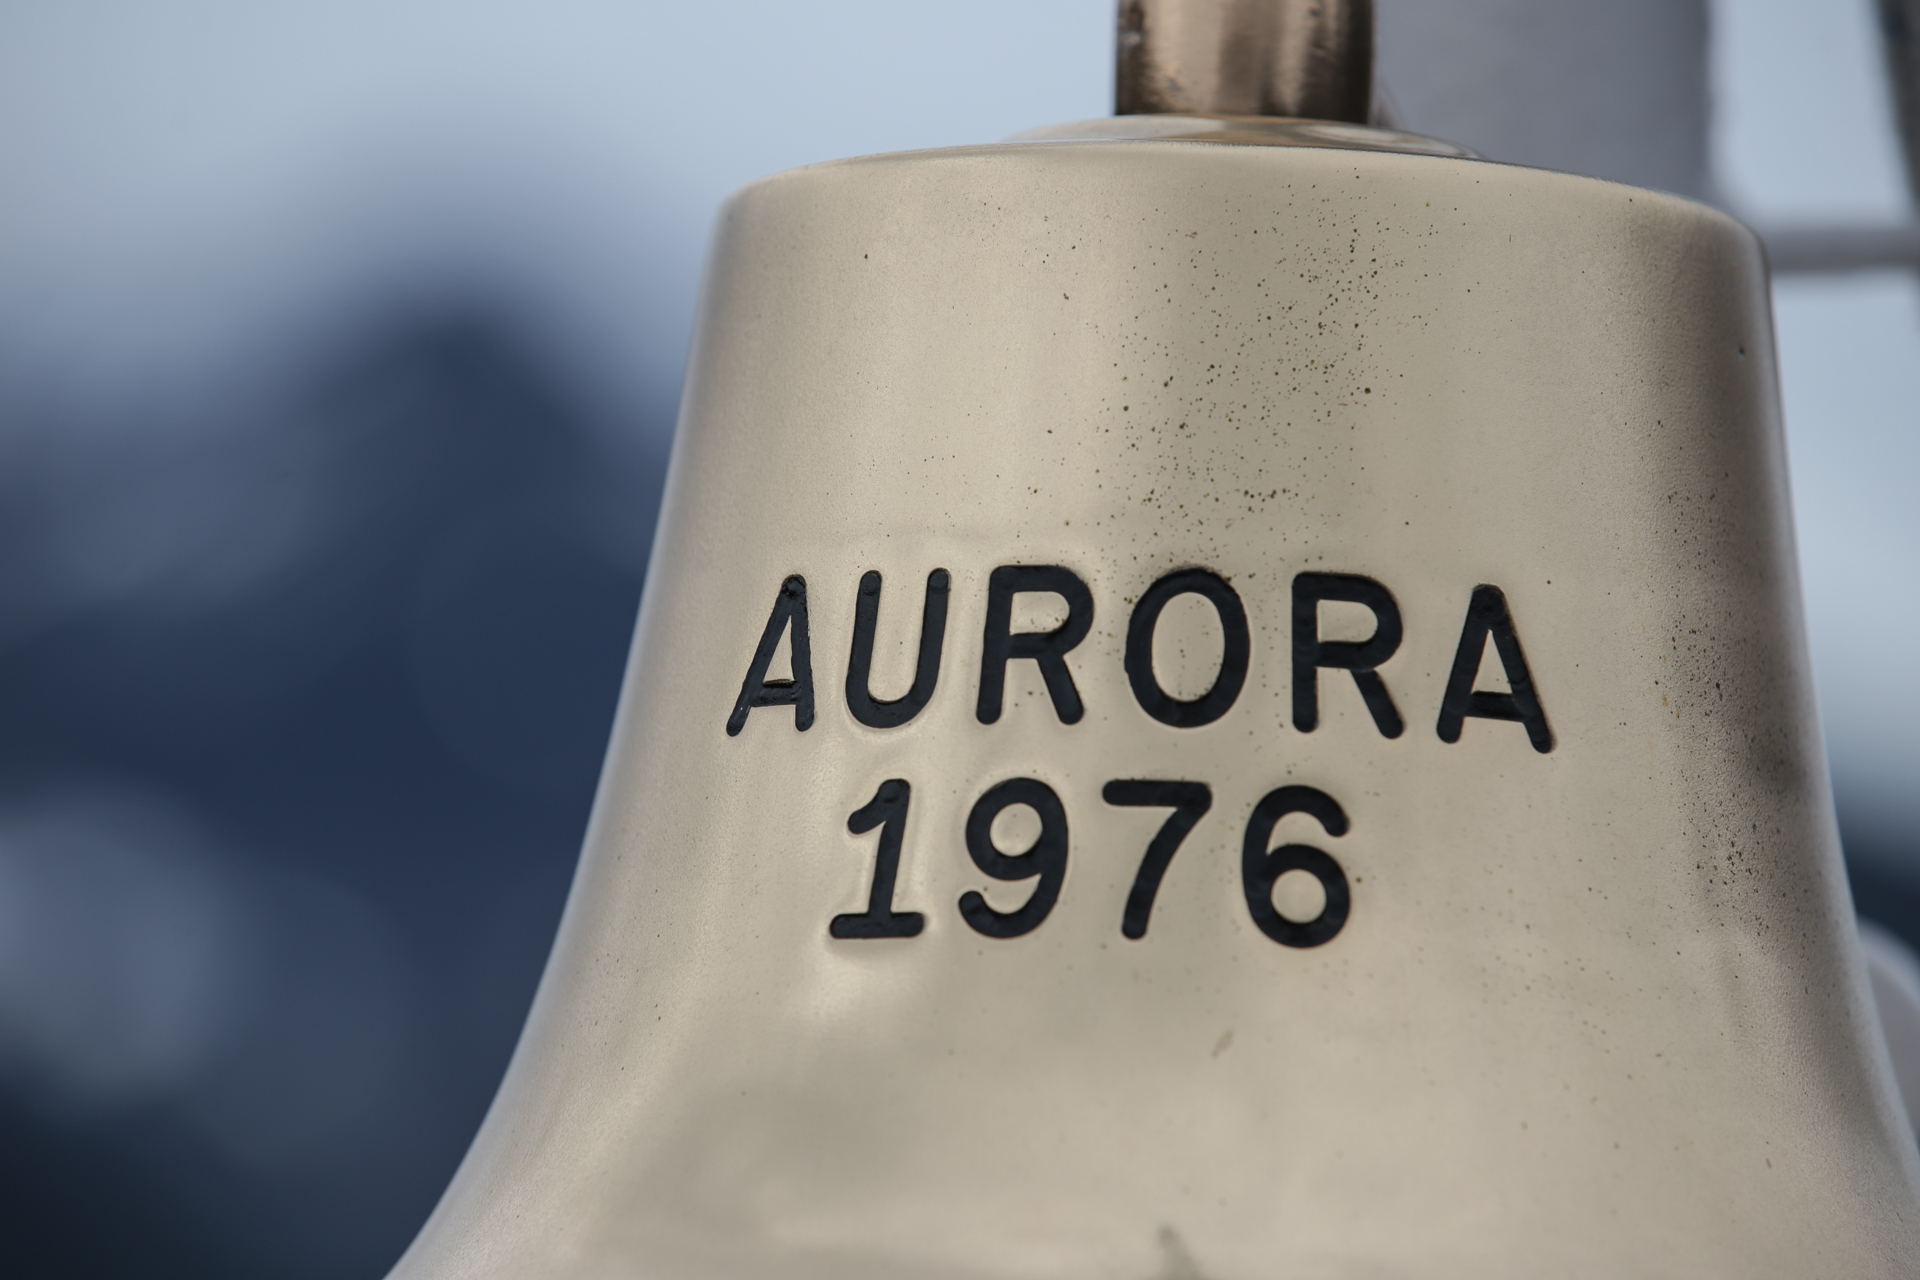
[1435,584,1552,753]
[727,575,815,735]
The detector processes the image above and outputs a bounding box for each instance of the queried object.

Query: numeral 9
[959,778,1068,938]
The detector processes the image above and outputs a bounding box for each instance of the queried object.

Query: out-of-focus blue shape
[0,303,669,1276]
[1774,270,1920,840]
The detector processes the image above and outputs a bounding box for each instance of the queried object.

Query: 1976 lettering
[838,774,1352,947]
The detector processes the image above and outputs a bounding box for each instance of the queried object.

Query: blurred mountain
[0,304,670,1278]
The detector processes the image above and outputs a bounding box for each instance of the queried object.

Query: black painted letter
[976,566,1094,724]
[959,778,1069,938]
[1435,584,1553,753]
[1103,780,1213,939]
[1124,569,1250,728]
[726,574,814,735]
[832,779,924,939]
[846,569,950,728]
[1292,572,1404,738]
[1241,786,1351,948]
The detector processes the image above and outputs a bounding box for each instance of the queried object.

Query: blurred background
[0,1,1913,1275]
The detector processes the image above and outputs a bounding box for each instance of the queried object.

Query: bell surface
[389,126,1920,1278]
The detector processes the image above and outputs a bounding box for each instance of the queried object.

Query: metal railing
[1763,223,1920,274]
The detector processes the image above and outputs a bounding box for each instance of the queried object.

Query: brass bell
[391,1,1920,1274]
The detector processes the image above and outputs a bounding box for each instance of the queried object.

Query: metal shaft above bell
[1117,0,1374,121]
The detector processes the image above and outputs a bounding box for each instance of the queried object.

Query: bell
[391,2,1920,1275]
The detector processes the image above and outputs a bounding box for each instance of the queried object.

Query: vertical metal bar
[1117,0,1375,122]
[1881,0,1920,208]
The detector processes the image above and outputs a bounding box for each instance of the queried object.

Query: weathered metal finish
[1118,0,1374,121]
[388,132,1920,1278]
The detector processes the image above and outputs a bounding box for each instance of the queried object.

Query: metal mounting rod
[1116,0,1375,123]
[1760,222,1920,274]
[1880,0,1920,207]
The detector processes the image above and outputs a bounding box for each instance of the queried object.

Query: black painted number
[832,779,925,939]
[1101,780,1212,939]
[831,776,1356,949]
[959,778,1068,938]
[1241,785,1351,947]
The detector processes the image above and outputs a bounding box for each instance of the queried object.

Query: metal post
[1116,0,1375,122]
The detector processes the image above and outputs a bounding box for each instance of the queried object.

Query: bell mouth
[1005,114,1478,158]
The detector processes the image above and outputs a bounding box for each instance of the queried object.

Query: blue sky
[0,0,1913,832]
